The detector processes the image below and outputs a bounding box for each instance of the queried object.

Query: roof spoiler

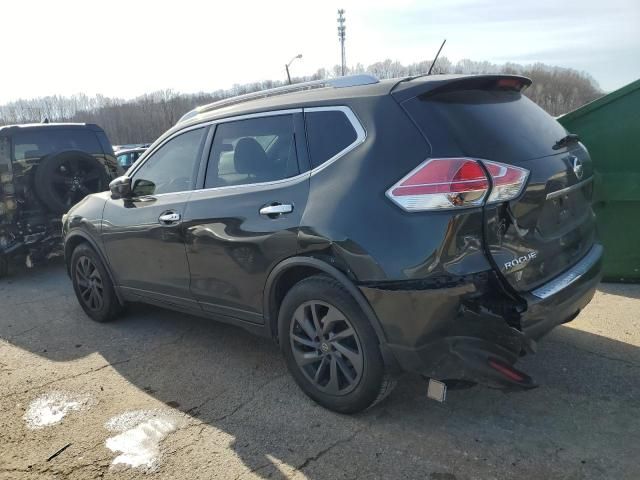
[178,74,380,124]
[391,74,532,103]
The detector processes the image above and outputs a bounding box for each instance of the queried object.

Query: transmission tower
[337,9,346,76]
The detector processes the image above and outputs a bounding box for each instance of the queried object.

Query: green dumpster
[558,79,640,281]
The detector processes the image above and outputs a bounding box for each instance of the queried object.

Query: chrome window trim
[189,171,310,199]
[546,176,593,200]
[177,74,379,123]
[304,106,367,176]
[125,105,366,199]
[531,243,603,299]
[133,190,193,202]
[205,107,303,124]
[128,168,310,201]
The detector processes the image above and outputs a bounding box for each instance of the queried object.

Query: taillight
[483,160,529,203]
[496,78,528,91]
[386,158,528,211]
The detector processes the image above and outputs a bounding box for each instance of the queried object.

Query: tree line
[0,58,603,145]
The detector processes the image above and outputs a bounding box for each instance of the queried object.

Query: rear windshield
[12,128,102,161]
[403,90,568,162]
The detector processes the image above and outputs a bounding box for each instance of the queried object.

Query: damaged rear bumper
[359,243,603,390]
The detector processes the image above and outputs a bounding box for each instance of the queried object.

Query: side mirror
[109,176,132,199]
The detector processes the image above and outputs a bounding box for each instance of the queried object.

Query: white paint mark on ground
[105,410,186,471]
[23,391,93,429]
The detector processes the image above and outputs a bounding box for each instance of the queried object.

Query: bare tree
[0,59,602,143]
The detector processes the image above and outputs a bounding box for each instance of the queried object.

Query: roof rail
[178,74,379,123]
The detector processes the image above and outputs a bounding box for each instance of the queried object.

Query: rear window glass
[12,128,102,161]
[305,110,357,168]
[404,90,568,162]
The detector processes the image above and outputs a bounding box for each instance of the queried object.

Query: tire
[34,150,109,214]
[70,243,122,322]
[278,275,395,413]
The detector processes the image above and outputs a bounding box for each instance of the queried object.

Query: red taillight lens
[488,358,526,382]
[386,158,529,211]
[483,160,529,204]
[496,78,526,91]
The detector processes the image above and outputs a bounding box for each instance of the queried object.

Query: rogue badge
[504,251,538,271]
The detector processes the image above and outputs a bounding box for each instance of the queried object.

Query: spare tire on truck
[34,150,110,214]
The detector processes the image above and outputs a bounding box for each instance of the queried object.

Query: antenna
[427,39,447,75]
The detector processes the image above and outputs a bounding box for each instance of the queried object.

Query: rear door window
[205,114,298,188]
[12,129,103,160]
[305,110,358,169]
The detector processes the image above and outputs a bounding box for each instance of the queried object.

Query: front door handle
[159,212,181,224]
[259,203,293,216]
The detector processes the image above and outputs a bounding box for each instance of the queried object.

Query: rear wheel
[278,275,395,413]
[70,243,122,322]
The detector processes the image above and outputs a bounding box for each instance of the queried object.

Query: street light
[285,54,302,85]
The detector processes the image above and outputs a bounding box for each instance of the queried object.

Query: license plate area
[538,181,592,237]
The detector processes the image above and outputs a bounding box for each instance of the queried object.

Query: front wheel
[278,275,395,413]
[70,243,122,322]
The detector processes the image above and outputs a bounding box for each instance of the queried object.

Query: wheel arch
[264,256,390,348]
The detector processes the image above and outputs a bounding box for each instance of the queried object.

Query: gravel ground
[1,260,639,479]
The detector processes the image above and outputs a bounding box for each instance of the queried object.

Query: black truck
[0,123,121,276]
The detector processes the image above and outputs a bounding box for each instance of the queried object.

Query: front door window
[132,128,205,196]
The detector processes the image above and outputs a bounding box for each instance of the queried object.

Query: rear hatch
[396,76,596,292]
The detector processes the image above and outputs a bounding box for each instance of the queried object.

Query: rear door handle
[259,203,293,216]
[159,212,181,224]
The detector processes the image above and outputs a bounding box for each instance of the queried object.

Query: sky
[1,0,638,103]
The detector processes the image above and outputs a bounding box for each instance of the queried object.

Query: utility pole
[337,9,346,76]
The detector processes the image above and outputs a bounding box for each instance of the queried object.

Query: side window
[205,115,298,189]
[305,110,358,169]
[117,153,130,167]
[131,128,205,196]
[95,131,113,155]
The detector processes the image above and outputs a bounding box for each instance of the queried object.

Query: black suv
[63,74,602,413]
[0,123,120,276]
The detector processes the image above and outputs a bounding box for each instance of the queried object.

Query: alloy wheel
[52,158,103,208]
[289,300,364,395]
[75,255,104,311]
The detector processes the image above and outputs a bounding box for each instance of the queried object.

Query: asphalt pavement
[1,260,639,479]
